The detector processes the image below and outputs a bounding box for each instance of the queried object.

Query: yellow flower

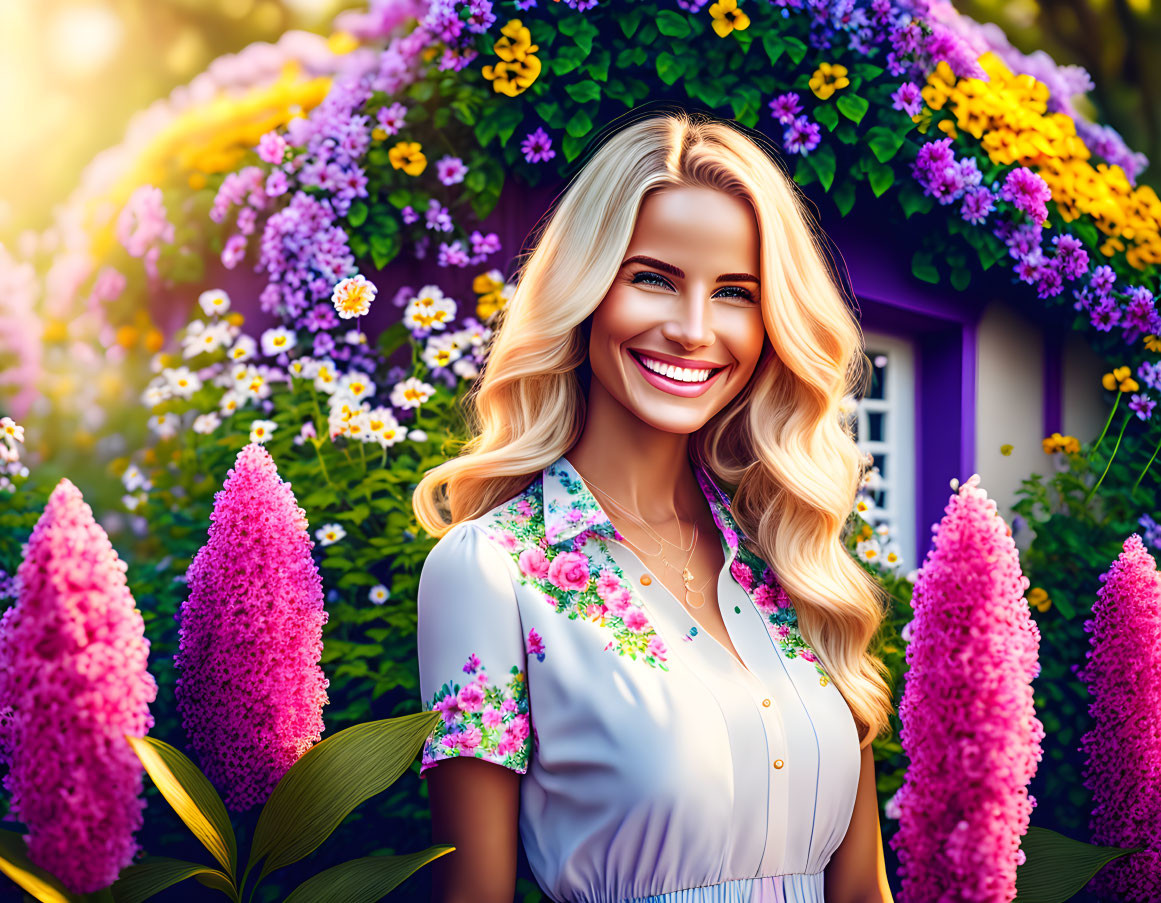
[226,312,245,327]
[1000,443,1013,456]
[1027,587,1051,612]
[326,31,359,55]
[809,62,850,101]
[1102,366,1138,393]
[1145,334,1161,353]
[1041,432,1081,454]
[482,54,543,97]
[492,19,538,62]
[474,270,509,320]
[709,0,750,37]
[388,141,427,176]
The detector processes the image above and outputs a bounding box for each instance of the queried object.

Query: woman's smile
[627,348,730,398]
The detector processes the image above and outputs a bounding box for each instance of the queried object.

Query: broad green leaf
[565,82,601,104]
[655,9,691,38]
[0,830,77,903]
[865,125,905,163]
[867,161,894,197]
[655,52,684,86]
[762,30,785,65]
[109,858,237,903]
[1016,826,1143,903]
[949,267,971,291]
[814,103,838,132]
[619,6,644,38]
[809,144,837,192]
[783,36,808,65]
[911,250,939,284]
[565,109,592,138]
[793,154,817,187]
[377,322,410,359]
[832,178,856,217]
[124,735,237,878]
[247,712,442,883]
[282,849,454,903]
[836,93,869,125]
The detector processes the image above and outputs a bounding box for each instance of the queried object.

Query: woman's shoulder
[423,476,544,572]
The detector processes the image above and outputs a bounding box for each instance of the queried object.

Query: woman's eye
[631,271,756,303]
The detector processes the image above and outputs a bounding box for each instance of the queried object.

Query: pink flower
[519,547,550,579]
[753,583,778,613]
[1078,534,1161,901]
[595,569,622,600]
[500,697,518,713]
[547,551,590,592]
[0,479,158,893]
[433,695,460,725]
[457,683,484,713]
[889,474,1043,902]
[605,588,633,616]
[457,725,482,753]
[730,558,754,591]
[492,531,518,551]
[526,627,545,656]
[175,444,330,812]
[647,636,668,658]
[508,713,530,740]
[515,499,533,518]
[623,607,650,633]
[584,602,607,619]
[481,707,504,728]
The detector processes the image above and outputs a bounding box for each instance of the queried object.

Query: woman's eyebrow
[621,254,759,284]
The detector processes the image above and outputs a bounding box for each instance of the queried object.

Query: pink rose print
[605,588,633,616]
[566,507,584,522]
[623,607,650,633]
[491,530,519,551]
[516,498,533,518]
[730,558,754,591]
[508,713,530,740]
[501,697,518,713]
[584,602,608,619]
[527,626,546,662]
[458,683,485,712]
[475,671,489,684]
[519,547,550,579]
[647,636,668,658]
[595,569,621,600]
[547,551,591,591]
[440,735,459,753]
[753,583,778,613]
[458,725,482,753]
[481,707,504,728]
[801,649,816,663]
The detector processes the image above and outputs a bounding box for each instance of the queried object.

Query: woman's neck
[566,380,705,523]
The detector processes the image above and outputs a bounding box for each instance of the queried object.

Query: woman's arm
[427,757,523,903]
[823,741,895,903]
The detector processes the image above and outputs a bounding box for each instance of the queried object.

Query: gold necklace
[583,477,709,607]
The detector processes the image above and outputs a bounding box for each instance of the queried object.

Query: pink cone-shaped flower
[175,443,329,811]
[889,474,1044,900]
[0,479,157,893]
[1077,533,1161,900]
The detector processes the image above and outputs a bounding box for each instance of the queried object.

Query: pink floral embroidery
[519,547,550,578]
[547,551,591,591]
[527,627,545,662]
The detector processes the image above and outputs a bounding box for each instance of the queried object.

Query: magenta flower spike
[0,478,158,894]
[175,442,330,812]
[889,474,1045,901]
[1078,534,1161,900]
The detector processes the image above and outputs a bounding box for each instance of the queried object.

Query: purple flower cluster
[1077,534,1161,902]
[423,0,496,71]
[0,479,158,893]
[175,444,330,812]
[890,474,1043,901]
[999,166,1053,225]
[1071,265,1161,344]
[911,137,990,218]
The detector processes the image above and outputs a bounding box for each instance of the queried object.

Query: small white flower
[164,366,202,399]
[141,382,171,408]
[250,419,278,444]
[422,333,463,370]
[0,417,24,445]
[220,389,246,416]
[390,377,435,410]
[288,356,318,379]
[874,522,889,539]
[184,320,232,358]
[344,329,367,345]
[837,394,858,418]
[338,371,374,401]
[855,537,882,564]
[408,429,427,441]
[452,357,479,380]
[193,412,221,434]
[403,285,457,333]
[905,569,920,584]
[882,544,903,569]
[148,413,180,441]
[229,334,258,362]
[366,407,401,447]
[316,522,347,546]
[853,493,878,522]
[369,584,389,604]
[261,326,297,357]
[122,492,146,512]
[314,360,339,394]
[121,463,149,492]
[199,289,231,317]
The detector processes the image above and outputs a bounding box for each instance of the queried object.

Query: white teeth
[638,355,715,383]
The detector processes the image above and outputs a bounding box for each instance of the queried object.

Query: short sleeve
[416,521,532,778]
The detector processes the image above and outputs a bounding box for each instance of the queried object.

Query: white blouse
[416,455,861,903]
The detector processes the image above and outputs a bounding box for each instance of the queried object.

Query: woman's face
[587,185,767,435]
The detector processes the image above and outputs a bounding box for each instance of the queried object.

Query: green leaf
[124,735,238,879]
[655,9,691,38]
[562,131,589,162]
[0,830,78,903]
[1016,825,1143,903]
[867,160,894,197]
[794,154,817,187]
[282,849,455,903]
[346,202,368,228]
[584,47,611,82]
[834,122,859,145]
[565,82,601,104]
[832,178,857,217]
[247,712,443,884]
[899,184,933,219]
[449,100,476,126]
[808,144,837,191]
[564,18,598,54]
[911,250,939,284]
[864,125,905,163]
[615,46,647,69]
[814,103,838,132]
[534,100,563,129]
[109,858,238,903]
[550,44,588,75]
[835,93,869,125]
[377,322,410,359]
[783,36,808,65]
[949,267,971,291]
[762,31,786,65]
[618,6,645,38]
[656,52,685,86]
[565,108,593,138]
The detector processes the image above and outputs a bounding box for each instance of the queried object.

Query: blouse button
[640,574,652,586]
[762,698,771,707]
[820,677,829,687]
[773,759,785,769]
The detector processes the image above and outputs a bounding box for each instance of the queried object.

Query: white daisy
[337,371,374,401]
[855,537,882,565]
[390,377,435,410]
[164,366,202,399]
[121,463,150,492]
[403,285,457,333]
[0,417,24,445]
[314,360,339,394]
[249,419,278,444]
[198,289,231,317]
[366,407,401,447]
[288,356,318,380]
[853,493,878,522]
[882,544,903,569]
[422,333,463,370]
[408,429,428,442]
[452,357,479,380]
[148,413,180,441]
[261,326,297,357]
[193,412,221,434]
[228,335,258,362]
[219,389,246,416]
[141,382,171,408]
[316,522,347,546]
[368,584,390,604]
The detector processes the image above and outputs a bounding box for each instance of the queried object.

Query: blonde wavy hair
[413,108,895,748]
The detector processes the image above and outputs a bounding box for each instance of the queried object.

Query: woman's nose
[660,292,713,348]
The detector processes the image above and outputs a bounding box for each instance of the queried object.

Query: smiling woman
[412,108,896,903]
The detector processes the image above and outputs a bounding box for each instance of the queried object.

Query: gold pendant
[681,566,694,589]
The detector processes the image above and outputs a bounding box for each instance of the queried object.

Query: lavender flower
[175,444,330,811]
[1000,167,1053,225]
[768,92,804,124]
[783,115,821,155]
[521,126,556,163]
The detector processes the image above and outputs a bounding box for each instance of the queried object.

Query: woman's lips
[628,350,728,398]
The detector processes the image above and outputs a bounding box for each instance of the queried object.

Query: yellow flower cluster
[389,141,427,176]
[1042,432,1080,454]
[809,62,849,101]
[473,270,509,320]
[1026,587,1052,613]
[709,0,750,37]
[482,20,542,97]
[923,52,1161,269]
[1102,365,1139,392]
